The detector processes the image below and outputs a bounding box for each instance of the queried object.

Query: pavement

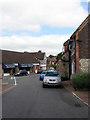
[62,80,90,107]
[0,76,15,93]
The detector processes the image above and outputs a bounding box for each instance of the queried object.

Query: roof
[63,39,70,46]
[29,52,45,60]
[1,50,45,64]
[56,52,66,63]
[70,14,90,39]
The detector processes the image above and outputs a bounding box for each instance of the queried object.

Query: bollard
[11,76,17,85]
[14,77,17,86]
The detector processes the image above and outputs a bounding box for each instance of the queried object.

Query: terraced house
[56,14,90,80]
[0,49,47,76]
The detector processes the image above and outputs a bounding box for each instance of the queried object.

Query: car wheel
[57,84,61,88]
[43,84,46,88]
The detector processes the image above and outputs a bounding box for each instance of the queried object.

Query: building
[29,52,47,70]
[0,49,46,76]
[57,14,90,80]
[70,14,90,75]
[47,57,57,69]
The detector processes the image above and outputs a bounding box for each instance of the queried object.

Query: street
[2,74,88,118]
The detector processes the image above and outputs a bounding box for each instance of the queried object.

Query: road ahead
[2,74,88,118]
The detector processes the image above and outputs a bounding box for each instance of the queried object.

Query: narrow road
[2,74,88,118]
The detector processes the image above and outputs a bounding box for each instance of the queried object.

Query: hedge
[72,72,90,90]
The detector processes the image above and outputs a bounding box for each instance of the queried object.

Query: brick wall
[78,23,89,59]
[77,18,90,73]
[70,15,90,74]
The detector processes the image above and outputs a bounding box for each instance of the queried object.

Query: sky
[0,0,89,56]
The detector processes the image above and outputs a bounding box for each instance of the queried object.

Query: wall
[78,23,89,59]
[78,19,90,73]
[0,50,2,77]
[71,16,89,74]
[0,64,2,78]
[59,52,69,80]
[56,61,60,72]
[79,59,90,73]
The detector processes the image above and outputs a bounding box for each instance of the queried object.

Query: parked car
[40,71,47,80]
[49,68,54,71]
[14,70,28,76]
[43,71,61,88]
[37,69,42,74]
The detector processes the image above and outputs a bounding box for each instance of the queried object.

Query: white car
[43,71,61,88]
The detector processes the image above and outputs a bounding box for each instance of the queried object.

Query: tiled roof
[1,50,45,64]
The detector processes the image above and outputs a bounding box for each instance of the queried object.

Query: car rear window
[45,72,59,76]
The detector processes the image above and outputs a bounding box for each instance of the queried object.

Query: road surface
[2,74,88,118]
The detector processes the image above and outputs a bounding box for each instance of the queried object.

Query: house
[47,57,57,69]
[29,52,47,70]
[70,14,90,75]
[57,14,90,80]
[0,49,47,76]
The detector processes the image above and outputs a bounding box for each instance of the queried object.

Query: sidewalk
[62,80,90,107]
[0,76,15,93]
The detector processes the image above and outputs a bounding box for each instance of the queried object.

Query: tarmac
[1,77,90,107]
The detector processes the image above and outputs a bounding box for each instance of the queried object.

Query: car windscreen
[45,72,59,77]
[15,70,21,73]
[42,71,46,74]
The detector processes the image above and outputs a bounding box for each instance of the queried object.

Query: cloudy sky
[0,0,89,56]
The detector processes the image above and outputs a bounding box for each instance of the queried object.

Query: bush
[72,72,90,90]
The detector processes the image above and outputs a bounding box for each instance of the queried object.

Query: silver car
[43,71,61,88]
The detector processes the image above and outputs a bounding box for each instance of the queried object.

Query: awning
[40,64,46,67]
[2,63,15,69]
[33,63,39,66]
[18,63,33,68]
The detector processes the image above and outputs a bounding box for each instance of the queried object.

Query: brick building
[47,57,57,69]
[0,49,46,76]
[70,14,90,74]
[56,14,90,80]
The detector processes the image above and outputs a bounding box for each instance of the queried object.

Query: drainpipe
[69,48,71,79]
[74,36,76,73]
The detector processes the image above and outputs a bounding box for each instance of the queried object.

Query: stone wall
[0,50,2,77]
[0,64,2,77]
[59,61,69,79]
[79,59,90,73]
[59,52,70,80]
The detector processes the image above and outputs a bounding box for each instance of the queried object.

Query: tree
[56,52,62,60]
[38,50,42,53]
[49,55,54,58]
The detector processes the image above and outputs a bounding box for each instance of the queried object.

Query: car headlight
[57,78,61,82]
[44,78,48,82]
